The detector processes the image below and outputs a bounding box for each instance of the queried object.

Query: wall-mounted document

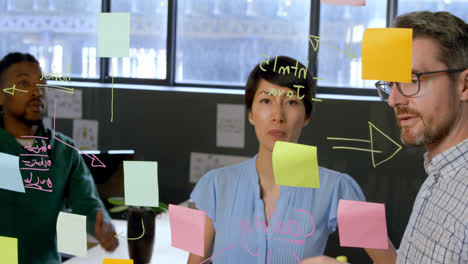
[73,119,99,150]
[216,104,245,148]
[47,89,82,119]
[190,152,250,183]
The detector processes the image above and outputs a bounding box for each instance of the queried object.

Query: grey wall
[55,85,426,262]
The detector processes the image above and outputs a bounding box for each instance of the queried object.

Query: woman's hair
[393,11,468,72]
[244,55,316,117]
[0,52,40,84]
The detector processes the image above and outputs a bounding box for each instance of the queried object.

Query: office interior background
[1,0,467,262]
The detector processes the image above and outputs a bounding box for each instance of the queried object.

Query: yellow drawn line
[332,146,383,153]
[115,218,145,240]
[36,84,74,94]
[111,77,114,123]
[3,85,28,95]
[311,98,323,102]
[368,121,402,168]
[327,137,371,143]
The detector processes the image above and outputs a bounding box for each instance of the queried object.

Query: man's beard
[18,114,43,126]
[397,106,456,147]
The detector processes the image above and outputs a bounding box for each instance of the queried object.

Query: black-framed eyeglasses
[375,68,467,102]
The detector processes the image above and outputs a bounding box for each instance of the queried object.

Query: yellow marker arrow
[308,35,357,60]
[115,218,145,240]
[35,84,74,94]
[2,84,28,95]
[327,121,402,168]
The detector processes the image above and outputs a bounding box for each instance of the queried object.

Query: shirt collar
[424,137,468,177]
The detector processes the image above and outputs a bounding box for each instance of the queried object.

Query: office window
[110,0,168,79]
[317,1,387,89]
[176,0,311,86]
[398,0,468,23]
[0,0,101,78]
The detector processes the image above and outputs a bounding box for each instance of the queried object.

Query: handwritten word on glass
[40,64,71,82]
[272,141,320,188]
[169,204,206,256]
[337,199,388,249]
[0,152,25,193]
[20,136,53,192]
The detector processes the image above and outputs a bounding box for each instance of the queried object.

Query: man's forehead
[412,37,446,72]
[7,62,42,76]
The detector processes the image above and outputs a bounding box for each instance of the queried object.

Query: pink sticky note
[321,0,365,6]
[337,200,388,249]
[169,204,206,256]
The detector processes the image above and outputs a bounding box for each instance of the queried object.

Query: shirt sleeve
[190,171,217,225]
[65,138,112,235]
[327,173,366,232]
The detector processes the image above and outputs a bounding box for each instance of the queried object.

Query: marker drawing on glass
[52,98,106,168]
[19,135,53,192]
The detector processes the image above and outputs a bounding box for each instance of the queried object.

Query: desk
[64,210,189,263]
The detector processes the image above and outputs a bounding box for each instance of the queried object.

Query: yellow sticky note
[272,141,320,188]
[362,28,412,82]
[0,236,18,264]
[103,259,134,264]
[98,13,130,58]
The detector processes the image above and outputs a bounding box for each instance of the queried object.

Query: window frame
[70,0,404,97]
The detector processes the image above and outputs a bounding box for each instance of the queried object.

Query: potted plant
[107,197,168,264]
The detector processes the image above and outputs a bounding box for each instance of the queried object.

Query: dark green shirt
[0,126,111,264]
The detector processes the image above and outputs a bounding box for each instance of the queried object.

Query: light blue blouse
[190,155,365,264]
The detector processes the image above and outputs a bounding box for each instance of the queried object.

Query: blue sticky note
[98,13,130,58]
[0,152,25,193]
[124,161,159,207]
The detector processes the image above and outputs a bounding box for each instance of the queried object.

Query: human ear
[248,110,255,126]
[460,68,468,102]
[303,115,310,128]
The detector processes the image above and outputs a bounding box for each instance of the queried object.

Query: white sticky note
[0,152,25,193]
[56,212,87,257]
[124,161,159,207]
[98,13,130,58]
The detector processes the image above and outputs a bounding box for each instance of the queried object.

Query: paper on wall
[46,89,82,119]
[189,152,250,183]
[73,119,98,150]
[216,104,245,148]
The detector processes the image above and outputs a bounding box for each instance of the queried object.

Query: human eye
[410,75,419,84]
[286,99,299,105]
[260,98,270,103]
[17,80,30,88]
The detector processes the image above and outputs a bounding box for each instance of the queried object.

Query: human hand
[301,255,349,264]
[94,210,119,251]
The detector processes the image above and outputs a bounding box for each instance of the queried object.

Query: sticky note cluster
[124,161,159,207]
[362,28,413,82]
[169,204,206,256]
[272,141,320,188]
[337,199,388,249]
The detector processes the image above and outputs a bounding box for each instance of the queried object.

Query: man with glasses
[375,11,468,264]
[303,10,468,264]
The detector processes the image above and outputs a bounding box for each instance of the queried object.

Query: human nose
[30,84,45,98]
[271,102,285,123]
[387,83,407,108]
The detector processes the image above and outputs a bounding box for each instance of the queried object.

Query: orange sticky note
[362,28,412,82]
[337,200,388,249]
[169,204,206,256]
[103,259,134,264]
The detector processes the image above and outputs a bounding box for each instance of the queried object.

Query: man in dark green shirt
[0,52,118,263]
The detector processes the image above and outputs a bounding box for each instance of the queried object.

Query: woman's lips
[268,130,286,138]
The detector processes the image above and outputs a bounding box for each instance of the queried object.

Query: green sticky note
[0,236,18,264]
[272,141,320,188]
[56,212,87,257]
[124,161,159,207]
[98,13,130,58]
